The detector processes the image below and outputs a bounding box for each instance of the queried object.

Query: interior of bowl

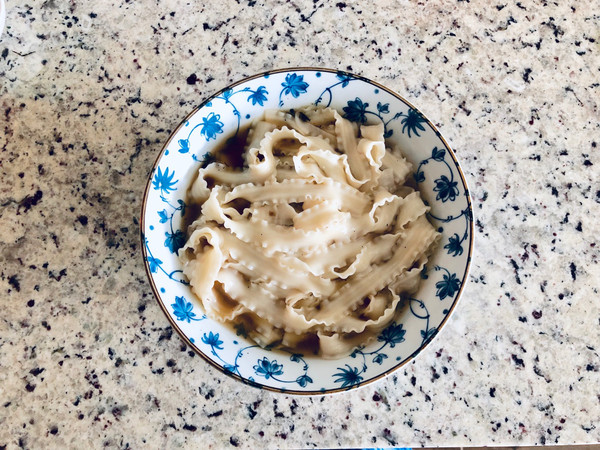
[141,68,473,394]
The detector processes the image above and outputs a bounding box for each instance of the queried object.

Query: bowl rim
[140,67,474,395]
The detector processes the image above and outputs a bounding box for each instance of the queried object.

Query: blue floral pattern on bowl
[141,68,473,394]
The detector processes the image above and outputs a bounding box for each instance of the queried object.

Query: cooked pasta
[179,106,439,358]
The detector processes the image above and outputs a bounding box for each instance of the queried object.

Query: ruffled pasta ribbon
[180,106,439,358]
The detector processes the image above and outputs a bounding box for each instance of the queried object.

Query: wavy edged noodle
[181,227,225,300]
[293,147,364,189]
[357,123,387,192]
[310,215,438,324]
[190,164,254,203]
[219,230,337,297]
[265,108,337,143]
[179,105,440,358]
[381,149,412,186]
[223,178,370,216]
[333,111,370,186]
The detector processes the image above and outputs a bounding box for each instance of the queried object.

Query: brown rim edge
[140,67,474,396]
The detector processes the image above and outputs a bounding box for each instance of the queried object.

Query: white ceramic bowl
[141,68,473,394]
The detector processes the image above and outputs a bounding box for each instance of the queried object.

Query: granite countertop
[1,0,599,448]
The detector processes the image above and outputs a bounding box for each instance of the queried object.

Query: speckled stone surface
[1,0,599,448]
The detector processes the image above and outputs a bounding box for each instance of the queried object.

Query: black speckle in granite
[8,275,21,292]
[49,425,58,435]
[273,399,285,418]
[382,428,397,446]
[25,383,36,392]
[542,17,565,41]
[458,101,472,116]
[475,218,484,233]
[111,407,123,420]
[509,258,522,284]
[17,190,43,214]
[48,268,67,282]
[77,215,88,226]
[203,388,215,400]
[534,365,552,383]
[157,327,173,342]
[229,436,240,447]
[247,405,258,419]
[29,367,45,377]
[569,262,577,280]
[207,410,223,418]
[27,299,35,307]
[372,392,382,402]
[84,371,102,392]
[512,355,525,368]
[183,423,197,431]
[166,359,176,368]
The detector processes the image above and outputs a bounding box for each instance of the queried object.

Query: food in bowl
[179,105,440,358]
[142,68,472,393]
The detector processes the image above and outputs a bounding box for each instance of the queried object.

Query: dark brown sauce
[182,125,251,232]
[214,126,250,169]
[182,202,203,232]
